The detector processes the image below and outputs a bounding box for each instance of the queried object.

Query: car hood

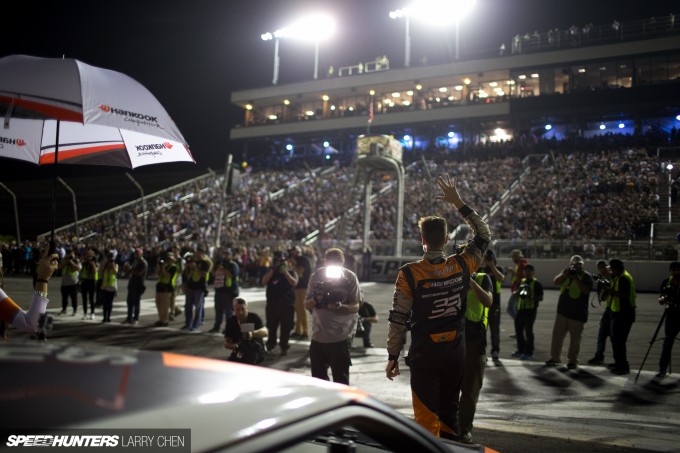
[1,342,369,437]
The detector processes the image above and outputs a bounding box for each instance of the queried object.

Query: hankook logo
[135,142,173,151]
[99,104,158,123]
[0,137,26,146]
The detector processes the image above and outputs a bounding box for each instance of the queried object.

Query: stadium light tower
[390,0,476,65]
[261,13,335,84]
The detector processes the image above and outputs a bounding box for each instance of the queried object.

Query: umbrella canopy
[0,54,194,168]
[0,55,195,243]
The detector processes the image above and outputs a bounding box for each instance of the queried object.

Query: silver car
[0,341,496,453]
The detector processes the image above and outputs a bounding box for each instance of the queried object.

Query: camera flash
[325,265,343,279]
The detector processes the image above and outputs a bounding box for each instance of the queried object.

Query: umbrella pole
[49,120,60,252]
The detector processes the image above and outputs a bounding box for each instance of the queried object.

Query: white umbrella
[0,55,195,240]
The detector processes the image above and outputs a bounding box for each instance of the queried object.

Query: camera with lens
[33,313,54,341]
[593,274,610,289]
[661,286,679,309]
[518,282,529,298]
[567,265,578,276]
[314,265,348,309]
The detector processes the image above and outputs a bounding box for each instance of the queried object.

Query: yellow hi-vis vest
[465,272,489,329]
[517,278,540,310]
[611,270,636,313]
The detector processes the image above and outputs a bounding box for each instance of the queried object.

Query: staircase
[655,173,680,242]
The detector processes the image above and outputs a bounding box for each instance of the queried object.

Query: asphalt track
[3,276,679,453]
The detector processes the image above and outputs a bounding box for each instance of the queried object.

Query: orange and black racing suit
[387,204,490,440]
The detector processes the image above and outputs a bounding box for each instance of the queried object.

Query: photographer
[587,260,613,365]
[511,264,543,360]
[182,248,213,332]
[304,248,360,385]
[601,259,636,375]
[79,249,99,320]
[122,247,147,326]
[154,252,178,327]
[99,252,119,323]
[263,250,298,355]
[224,298,268,365]
[656,261,680,379]
[209,248,240,333]
[58,250,81,316]
[547,255,594,369]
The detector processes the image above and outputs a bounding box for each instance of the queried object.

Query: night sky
[0,0,671,173]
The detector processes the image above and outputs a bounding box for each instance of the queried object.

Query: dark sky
[0,0,671,172]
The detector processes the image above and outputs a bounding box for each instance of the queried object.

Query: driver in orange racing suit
[385,175,490,441]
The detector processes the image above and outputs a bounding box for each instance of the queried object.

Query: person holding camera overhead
[79,249,99,320]
[304,248,360,385]
[58,249,82,316]
[546,255,594,369]
[656,261,680,379]
[263,251,298,355]
[511,264,543,360]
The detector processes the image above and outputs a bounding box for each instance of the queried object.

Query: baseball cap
[570,255,584,264]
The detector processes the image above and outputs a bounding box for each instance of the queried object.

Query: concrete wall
[368,256,669,292]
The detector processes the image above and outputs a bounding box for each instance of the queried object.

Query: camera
[272,252,288,272]
[661,286,679,309]
[593,274,610,289]
[567,265,578,276]
[314,266,348,308]
[33,313,54,341]
[518,282,529,298]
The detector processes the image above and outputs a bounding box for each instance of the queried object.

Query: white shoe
[82,314,88,320]
[89,313,95,320]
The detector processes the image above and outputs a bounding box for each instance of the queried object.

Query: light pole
[390,0,476,65]
[260,32,281,85]
[389,8,411,67]
[261,13,335,84]
[668,163,674,223]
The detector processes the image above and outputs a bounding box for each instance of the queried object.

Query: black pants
[409,345,465,441]
[593,309,611,360]
[126,289,144,321]
[80,279,96,314]
[61,284,79,313]
[660,310,680,373]
[610,313,634,371]
[514,308,537,355]
[265,300,294,349]
[310,339,351,385]
[487,302,501,355]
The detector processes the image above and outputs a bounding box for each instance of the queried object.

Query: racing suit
[387,204,490,440]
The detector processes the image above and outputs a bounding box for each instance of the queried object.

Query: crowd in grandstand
[0,130,677,283]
